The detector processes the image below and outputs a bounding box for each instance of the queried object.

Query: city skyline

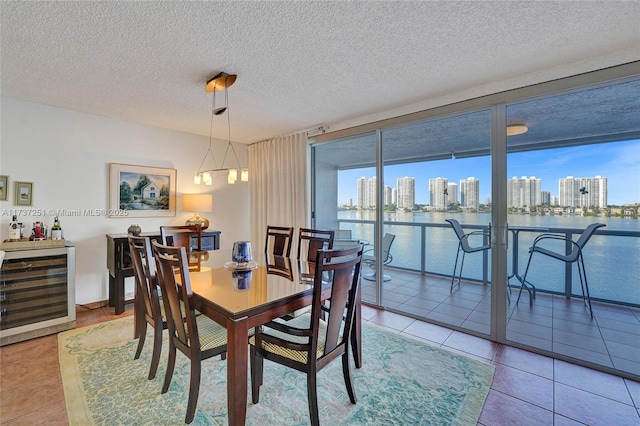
[338,139,639,206]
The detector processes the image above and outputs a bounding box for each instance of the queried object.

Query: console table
[106,231,220,314]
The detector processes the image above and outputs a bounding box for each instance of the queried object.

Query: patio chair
[516,223,606,318]
[446,219,491,293]
[362,233,395,281]
[250,245,363,426]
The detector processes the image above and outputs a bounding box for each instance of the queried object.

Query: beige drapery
[248,132,309,255]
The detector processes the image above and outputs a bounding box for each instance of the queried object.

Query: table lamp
[183,193,212,229]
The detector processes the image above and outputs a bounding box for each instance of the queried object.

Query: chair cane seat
[193,315,228,351]
[250,314,340,364]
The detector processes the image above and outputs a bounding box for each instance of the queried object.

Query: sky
[338,139,640,206]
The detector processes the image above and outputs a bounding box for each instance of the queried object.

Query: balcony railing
[337,218,640,308]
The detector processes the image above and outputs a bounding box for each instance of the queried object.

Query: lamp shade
[183,194,212,213]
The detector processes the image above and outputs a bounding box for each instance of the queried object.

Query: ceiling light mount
[205,72,237,93]
[207,72,237,116]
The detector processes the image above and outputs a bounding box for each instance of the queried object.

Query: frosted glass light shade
[241,169,249,182]
[202,172,212,185]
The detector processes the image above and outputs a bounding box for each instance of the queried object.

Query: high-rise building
[384,185,393,206]
[447,183,458,206]
[507,176,542,207]
[396,177,415,210]
[541,191,550,205]
[357,176,377,209]
[429,177,448,210]
[460,177,480,211]
[559,176,607,207]
[392,188,397,206]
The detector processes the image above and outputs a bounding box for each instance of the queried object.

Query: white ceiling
[1,1,639,144]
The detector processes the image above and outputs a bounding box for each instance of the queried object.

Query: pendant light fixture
[193,72,249,185]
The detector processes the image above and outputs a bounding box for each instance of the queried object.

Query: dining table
[182,251,362,426]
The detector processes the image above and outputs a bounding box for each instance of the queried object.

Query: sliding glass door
[312,132,380,304]
[377,110,493,335]
[504,78,640,378]
[311,66,640,380]
[312,110,496,337]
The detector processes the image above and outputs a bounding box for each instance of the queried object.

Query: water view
[338,210,640,306]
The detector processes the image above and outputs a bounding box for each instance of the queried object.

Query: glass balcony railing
[338,218,640,307]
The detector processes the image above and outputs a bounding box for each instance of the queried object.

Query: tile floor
[1,303,639,425]
[361,267,640,379]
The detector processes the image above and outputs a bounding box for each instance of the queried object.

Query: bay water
[338,210,640,306]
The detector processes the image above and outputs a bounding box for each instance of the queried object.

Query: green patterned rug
[59,317,494,425]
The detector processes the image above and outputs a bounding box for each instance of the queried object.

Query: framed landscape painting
[109,163,176,218]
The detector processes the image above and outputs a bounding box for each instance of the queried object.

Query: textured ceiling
[1,1,639,144]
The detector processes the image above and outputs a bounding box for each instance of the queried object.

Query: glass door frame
[311,62,640,348]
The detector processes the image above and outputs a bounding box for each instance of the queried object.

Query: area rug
[59,317,494,425]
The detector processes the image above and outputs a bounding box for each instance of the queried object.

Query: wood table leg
[227,316,248,426]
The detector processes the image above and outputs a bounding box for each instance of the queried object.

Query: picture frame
[109,163,176,218]
[14,181,33,206]
[0,175,8,201]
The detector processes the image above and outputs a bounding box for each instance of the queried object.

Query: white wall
[0,97,249,304]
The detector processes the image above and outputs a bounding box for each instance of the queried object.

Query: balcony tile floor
[1,300,639,425]
[362,267,640,380]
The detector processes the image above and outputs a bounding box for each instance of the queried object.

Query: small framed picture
[14,181,33,206]
[0,175,8,201]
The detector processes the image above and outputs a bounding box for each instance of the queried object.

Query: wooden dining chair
[151,240,228,424]
[250,244,363,426]
[160,224,202,252]
[128,236,167,380]
[265,225,294,257]
[297,228,334,262]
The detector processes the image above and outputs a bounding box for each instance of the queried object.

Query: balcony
[339,218,640,380]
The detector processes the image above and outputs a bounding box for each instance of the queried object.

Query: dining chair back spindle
[250,244,364,426]
[128,236,166,380]
[265,225,294,257]
[151,240,228,424]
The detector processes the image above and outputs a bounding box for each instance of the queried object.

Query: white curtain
[248,132,309,254]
